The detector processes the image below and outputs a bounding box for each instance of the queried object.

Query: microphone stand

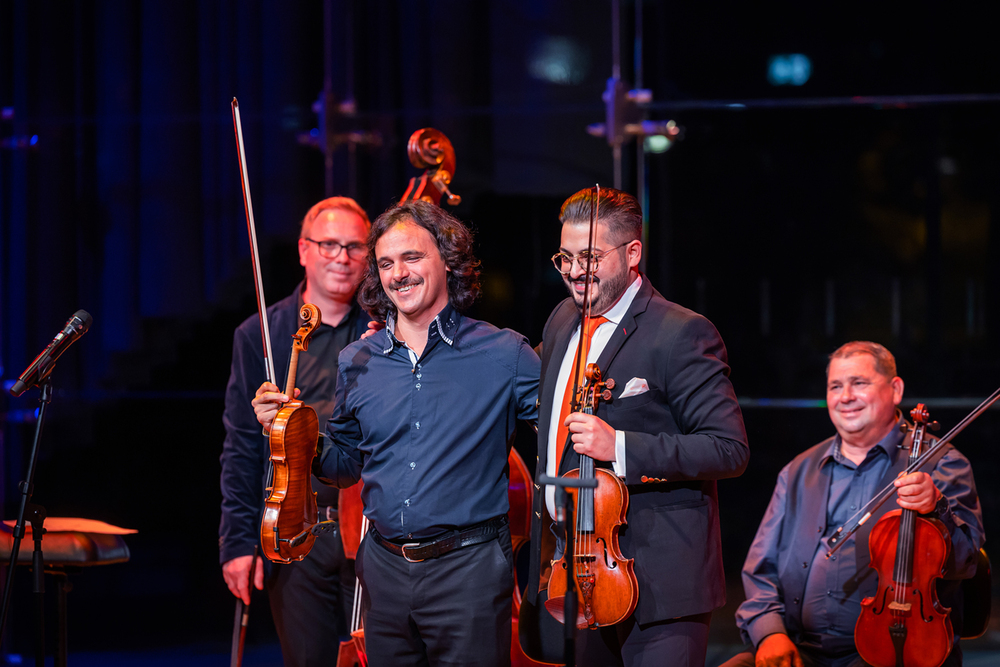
[1,376,54,666]
[537,473,598,667]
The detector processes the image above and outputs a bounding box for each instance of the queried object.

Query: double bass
[545,186,638,630]
[855,404,952,667]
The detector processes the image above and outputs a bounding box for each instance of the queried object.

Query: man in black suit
[520,187,749,667]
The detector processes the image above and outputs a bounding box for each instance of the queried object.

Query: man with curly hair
[253,200,540,666]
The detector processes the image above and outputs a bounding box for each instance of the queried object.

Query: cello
[545,186,638,630]
[855,404,953,667]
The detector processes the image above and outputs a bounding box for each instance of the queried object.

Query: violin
[545,364,637,628]
[260,304,332,562]
[232,100,333,565]
[855,404,953,667]
[544,186,638,630]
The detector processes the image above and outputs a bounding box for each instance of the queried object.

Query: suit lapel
[594,277,652,386]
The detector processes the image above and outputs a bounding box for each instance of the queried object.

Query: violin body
[259,303,325,564]
[545,466,637,629]
[260,400,320,562]
[856,509,952,667]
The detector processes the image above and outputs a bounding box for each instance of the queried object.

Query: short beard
[565,263,630,315]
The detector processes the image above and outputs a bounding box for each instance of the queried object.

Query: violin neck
[577,453,596,532]
[284,348,300,397]
[892,427,926,585]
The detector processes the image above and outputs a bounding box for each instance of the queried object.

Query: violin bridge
[887,600,912,612]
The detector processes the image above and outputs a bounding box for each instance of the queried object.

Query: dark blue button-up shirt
[799,427,897,636]
[318,304,540,541]
[736,415,985,650]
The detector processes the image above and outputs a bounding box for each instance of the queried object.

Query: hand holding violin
[564,412,616,462]
[755,633,803,667]
[252,381,300,433]
[893,471,941,514]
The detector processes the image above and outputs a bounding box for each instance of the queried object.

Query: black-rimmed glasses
[302,237,368,260]
[551,242,628,275]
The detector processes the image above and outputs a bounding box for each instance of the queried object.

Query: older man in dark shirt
[254,201,539,667]
[220,197,371,667]
[724,341,984,667]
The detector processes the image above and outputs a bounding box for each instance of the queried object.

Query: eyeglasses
[551,242,628,275]
[302,237,368,260]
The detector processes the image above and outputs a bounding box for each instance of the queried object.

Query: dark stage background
[2,0,1000,662]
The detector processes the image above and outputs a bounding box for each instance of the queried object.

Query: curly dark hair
[358,200,481,320]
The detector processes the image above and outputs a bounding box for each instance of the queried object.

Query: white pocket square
[618,377,649,399]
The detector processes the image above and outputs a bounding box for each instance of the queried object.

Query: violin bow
[230,545,260,667]
[567,185,602,416]
[826,384,1000,556]
[232,98,277,384]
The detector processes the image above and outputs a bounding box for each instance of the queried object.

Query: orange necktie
[555,316,609,470]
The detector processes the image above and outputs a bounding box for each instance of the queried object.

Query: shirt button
[830,555,837,561]
[850,505,856,510]
[410,462,416,469]
[827,590,832,596]
[416,373,422,379]
[415,422,420,429]
[802,562,808,568]
[793,598,800,604]
[408,533,413,538]
[416,383,421,389]
[405,499,410,506]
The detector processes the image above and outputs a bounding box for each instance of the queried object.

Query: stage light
[767,54,812,86]
[527,36,589,85]
[644,135,672,153]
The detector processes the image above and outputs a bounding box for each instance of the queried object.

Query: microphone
[9,310,92,397]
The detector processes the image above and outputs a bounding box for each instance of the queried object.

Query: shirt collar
[382,303,460,354]
[819,411,906,469]
[592,274,642,326]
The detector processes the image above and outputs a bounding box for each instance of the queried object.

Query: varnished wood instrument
[260,304,332,562]
[855,404,952,667]
[232,99,333,564]
[545,186,638,630]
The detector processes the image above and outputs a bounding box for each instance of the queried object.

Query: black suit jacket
[522,277,749,635]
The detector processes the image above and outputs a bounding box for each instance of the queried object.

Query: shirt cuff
[611,430,626,477]
[747,612,788,649]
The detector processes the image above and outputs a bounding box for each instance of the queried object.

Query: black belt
[370,515,508,563]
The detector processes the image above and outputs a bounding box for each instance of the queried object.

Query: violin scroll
[401,128,461,206]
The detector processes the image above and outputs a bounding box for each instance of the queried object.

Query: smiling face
[298,208,369,300]
[559,221,640,315]
[826,353,904,449]
[374,219,451,326]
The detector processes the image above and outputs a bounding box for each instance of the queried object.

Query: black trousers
[358,524,515,667]
[576,611,712,667]
[266,528,356,667]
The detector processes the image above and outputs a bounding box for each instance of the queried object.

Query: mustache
[390,278,423,290]
[568,277,600,286]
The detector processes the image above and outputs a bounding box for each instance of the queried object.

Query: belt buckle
[400,542,425,563]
